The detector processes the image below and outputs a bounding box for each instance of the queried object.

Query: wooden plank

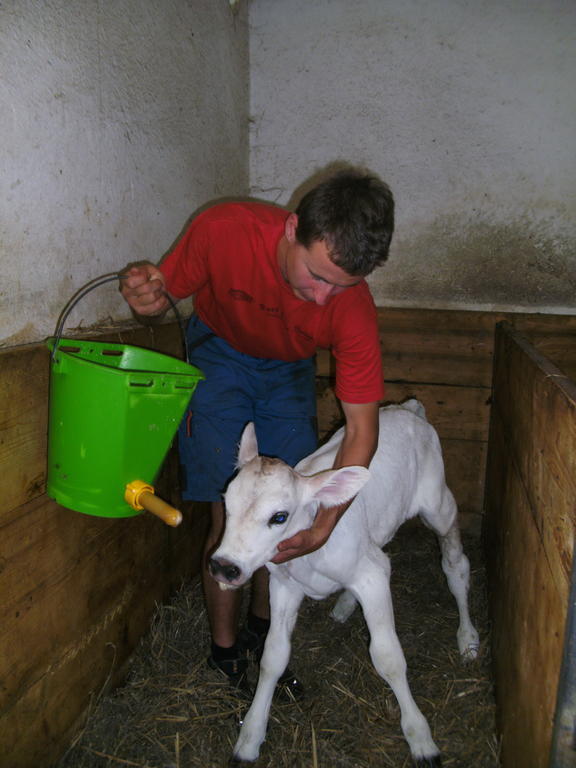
[530,334,576,382]
[378,308,576,388]
[0,345,49,513]
[0,493,209,767]
[2,507,210,768]
[484,322,576,768]
[441,438,486,527]
[317,378,490,442]
[2,603,143,767]
[484,416,565,768]
[383,381,491,441]
[378,315,495,387]
[315,378,342,439]
[490,324,576,595]
[0,494,194,710]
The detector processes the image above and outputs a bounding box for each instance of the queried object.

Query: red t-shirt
[160,202,384,404]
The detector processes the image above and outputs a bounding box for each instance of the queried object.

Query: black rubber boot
[207,651,252,699]
[275,667,305,701]
[237,622,267,661]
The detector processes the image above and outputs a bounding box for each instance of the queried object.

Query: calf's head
[209,423,370,588]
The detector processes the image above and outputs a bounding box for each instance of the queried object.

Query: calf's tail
[400,398,427,421]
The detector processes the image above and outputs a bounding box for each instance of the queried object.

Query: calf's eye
[268,511,289,526]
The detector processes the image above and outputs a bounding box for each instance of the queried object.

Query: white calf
[210,400,479,766]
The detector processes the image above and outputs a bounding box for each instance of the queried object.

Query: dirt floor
[57,523,500,768]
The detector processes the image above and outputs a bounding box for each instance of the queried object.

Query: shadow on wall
[379,212,576,311]
[286,159,382,210]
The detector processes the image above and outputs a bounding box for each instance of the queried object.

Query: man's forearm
[313,400,380,534]
[314,500,350,536]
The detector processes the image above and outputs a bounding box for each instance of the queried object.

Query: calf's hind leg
[351,551,442,766]
[420,488,479,659]
[330,589,358,623]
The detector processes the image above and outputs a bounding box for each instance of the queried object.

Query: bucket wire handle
[51,272,188,362]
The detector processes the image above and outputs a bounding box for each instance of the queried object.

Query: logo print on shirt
[259,303,281,317]
[229,289,254,303]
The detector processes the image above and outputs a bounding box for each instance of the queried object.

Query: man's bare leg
[202,500,242,647]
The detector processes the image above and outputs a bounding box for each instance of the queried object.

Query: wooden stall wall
[318,308,576,531]
[1,308,575,767]
[0,324,210,768]
[483,322,576,768]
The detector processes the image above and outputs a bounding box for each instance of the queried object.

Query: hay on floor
[57,523,499,768]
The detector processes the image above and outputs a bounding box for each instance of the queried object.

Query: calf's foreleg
[351,551,442,766]
[232,576,304,763]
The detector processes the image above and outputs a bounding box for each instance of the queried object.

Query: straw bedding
[57,522,499,768]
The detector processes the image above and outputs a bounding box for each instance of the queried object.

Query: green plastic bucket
[46,338,204,518]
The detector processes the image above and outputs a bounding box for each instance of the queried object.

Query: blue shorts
[178,315,318,502]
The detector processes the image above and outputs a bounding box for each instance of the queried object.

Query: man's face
[281,214,361,306]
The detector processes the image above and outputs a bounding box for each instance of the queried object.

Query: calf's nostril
[209,558,241,583]
[208,558,221,577]
[223,564,241,582]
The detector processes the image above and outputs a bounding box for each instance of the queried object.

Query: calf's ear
[237,422,259,466]
[306,466,370,508]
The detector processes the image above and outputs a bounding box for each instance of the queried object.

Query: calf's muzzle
[209,557,242,584]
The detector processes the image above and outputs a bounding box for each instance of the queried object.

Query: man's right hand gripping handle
[120,263,171,318]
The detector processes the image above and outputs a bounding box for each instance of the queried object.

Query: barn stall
[1,307,574,767]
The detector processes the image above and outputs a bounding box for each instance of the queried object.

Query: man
[120,167,394,693]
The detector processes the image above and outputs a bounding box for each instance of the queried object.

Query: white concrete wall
[1,0,249,346]
[249,0,576,313]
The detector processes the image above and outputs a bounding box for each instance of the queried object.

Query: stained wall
[249,0,576,314]
[1,0,249,346]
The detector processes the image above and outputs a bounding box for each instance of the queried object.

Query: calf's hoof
[459,635,480,662]
[457,628,480,661]
[414,754,442,767]
[229,757,255,767]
